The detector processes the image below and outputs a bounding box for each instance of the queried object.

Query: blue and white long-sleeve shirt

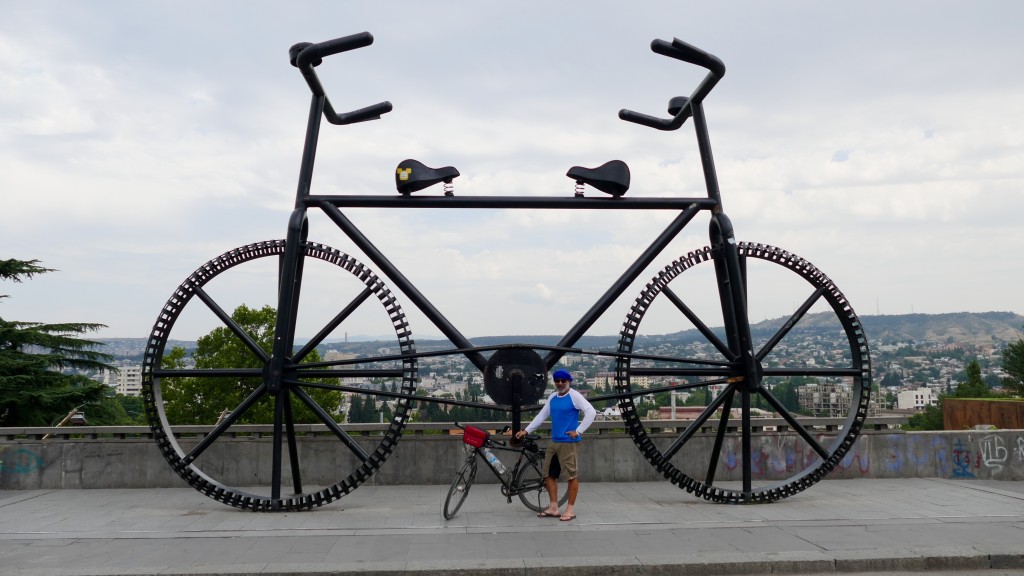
[524,388,596,443]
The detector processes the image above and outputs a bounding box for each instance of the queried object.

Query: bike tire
[443,457,476,520]
[515,454,569,513]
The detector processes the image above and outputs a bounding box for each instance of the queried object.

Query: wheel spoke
[193,286,270,363]
[763,367,862,377]
[271,391,285,501]
[662,382,737,461]
[663,286,736,361]
[283,392,303,495]
[759,386,829,459]
[755,286,826,361]
[294,368,405,379]
[741,389,752,493]
[628,367,732,378]
[291,385,370,462]
[705,387,735,485]
[153,368,263,378]
[183,383,269,464]
[293,287,373,363]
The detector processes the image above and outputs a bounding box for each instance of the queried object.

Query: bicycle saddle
[395,159,460,195]
[566,160,630,196]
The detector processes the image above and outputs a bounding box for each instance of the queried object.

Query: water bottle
[482,447,506,475]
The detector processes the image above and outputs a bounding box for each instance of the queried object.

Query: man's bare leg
[560,478,579,520]
[539,476,560,516]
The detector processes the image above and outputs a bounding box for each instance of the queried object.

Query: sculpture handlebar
[290,32,391,125]
[619,37,726,131]
[291,32,374,69]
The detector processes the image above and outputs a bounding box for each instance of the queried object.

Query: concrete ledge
[5,427,1024,490]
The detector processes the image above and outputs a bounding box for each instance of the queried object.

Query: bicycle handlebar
[291,32,374,68]
[619,37,726,131]
[653,38,725,77]
[290,32,392,126]
[453,421,538,448]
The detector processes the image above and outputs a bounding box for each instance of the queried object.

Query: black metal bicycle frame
[470,443,542,497]
[266,41,759,490]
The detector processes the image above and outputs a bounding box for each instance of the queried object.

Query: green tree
[0,259,113,426]
[905,360,993,432]
[160,304,342,424]
[1001,330,1024,397]
[954,360,989,398]
[348,393,378,423]
[904,401,945,431]
[83,390,132,425]
[769,379,801,413]
[684,387,709,407]
[880,371,903,388]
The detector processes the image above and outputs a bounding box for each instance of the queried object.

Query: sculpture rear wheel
[615,242,871,503]
[141,240,417,511]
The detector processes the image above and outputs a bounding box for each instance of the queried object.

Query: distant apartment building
[593,371,651,389]
[108,365,143,396]
[896,387,937,411]
[797,382,881,417]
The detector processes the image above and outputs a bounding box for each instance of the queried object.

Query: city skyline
[3,2,1023,341]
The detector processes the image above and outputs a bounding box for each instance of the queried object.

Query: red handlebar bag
[462,425,489,448]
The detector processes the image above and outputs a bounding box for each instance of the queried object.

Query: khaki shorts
[542,442,579,480]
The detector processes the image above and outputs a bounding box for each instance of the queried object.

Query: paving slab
[1,478,1024,576]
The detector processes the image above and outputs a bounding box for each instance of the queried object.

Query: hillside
[858,312,1023,345]
[97,311,1024,357]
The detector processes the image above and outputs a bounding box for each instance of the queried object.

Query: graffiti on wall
[945,434,1024,478]
[724,431,1024,481]
[0,446,42,474]
[951,437,976,478]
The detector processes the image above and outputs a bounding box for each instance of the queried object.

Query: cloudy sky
[2,1,1023,344]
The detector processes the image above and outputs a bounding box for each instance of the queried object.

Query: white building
[896,387,937,411]
[115,365,143,396]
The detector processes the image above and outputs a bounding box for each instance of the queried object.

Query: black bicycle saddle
[395,159,460,194]
[566,159,630,196]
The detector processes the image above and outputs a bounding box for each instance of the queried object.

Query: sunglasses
[554,379,570,384]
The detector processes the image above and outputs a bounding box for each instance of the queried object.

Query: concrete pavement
[2,478,1024,576]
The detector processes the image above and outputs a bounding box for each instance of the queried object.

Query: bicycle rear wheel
[443,456,477,520]
[141,240,417,511]
[515,455,570,513]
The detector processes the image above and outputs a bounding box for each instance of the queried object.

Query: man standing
[515,368,596,522]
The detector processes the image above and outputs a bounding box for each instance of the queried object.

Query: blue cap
[552,369,573,382]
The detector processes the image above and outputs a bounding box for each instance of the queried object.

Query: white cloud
[2,1,1023,342]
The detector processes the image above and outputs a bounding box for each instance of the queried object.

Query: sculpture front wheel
[141,240,418,511]
[615,242,872,503]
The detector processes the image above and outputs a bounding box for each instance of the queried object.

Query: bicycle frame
[469,442,537,495]
[271,33,751,414]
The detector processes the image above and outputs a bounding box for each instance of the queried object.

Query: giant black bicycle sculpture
[141,32,871,511]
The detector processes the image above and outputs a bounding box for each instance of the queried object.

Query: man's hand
[515,430,526,439]
[567,430,579,439]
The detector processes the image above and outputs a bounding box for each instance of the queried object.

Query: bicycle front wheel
[443,457,477,520]
[615,242,871,503]
[515,455,570,513]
